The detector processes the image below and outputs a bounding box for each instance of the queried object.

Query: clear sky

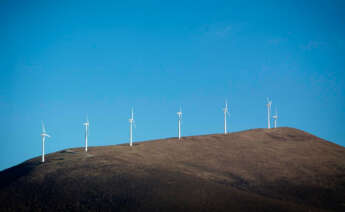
[1,0,345,170]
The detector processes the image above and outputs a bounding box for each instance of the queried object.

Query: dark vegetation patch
[60,149,76,154]
[0,162,38,190]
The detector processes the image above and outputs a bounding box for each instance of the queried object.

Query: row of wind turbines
[40,98,279,163]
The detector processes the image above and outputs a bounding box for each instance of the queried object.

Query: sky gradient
[1,0,345,170]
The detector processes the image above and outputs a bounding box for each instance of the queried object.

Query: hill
[0,127,344,211]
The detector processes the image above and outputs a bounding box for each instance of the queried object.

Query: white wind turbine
[129,108,135,147]
[223,100,230,134]
[177,106,183,140]
[83,116,89,152]
[272,108,278,128]
[266,97,272,129]
[41,121,51,163]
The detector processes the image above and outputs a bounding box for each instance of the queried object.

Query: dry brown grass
[0,127,344,211]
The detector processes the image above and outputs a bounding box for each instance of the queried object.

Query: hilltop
[0,127,344,211]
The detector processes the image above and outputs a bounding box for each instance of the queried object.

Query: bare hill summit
[1,127,344,211]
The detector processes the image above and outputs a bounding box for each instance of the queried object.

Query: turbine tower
[129,108,135,147]
[266,97,272,129]
[272,108,278,128]
[177,107,182,140]
[83,116,89,152]
[41,121,51,163]
[223,100,230,134]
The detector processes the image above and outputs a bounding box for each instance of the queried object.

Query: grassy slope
[0,127,345,211]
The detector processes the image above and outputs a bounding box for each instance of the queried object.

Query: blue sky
[1,0,344,170]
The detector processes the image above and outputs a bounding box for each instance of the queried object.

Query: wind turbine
[129,108,135,147]
[83,116,89,152]
[272,108,278,128]
[41,121,51,163]
[223,100,230,134]
[266,98,272,129]
[177,107,183,140]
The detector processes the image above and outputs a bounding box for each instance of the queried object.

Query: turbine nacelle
[41,133,50,138]
[223,108,230,116]
[266,98,272,108]
[223,100,230,115]
[129,108,135,123]
[83,115,89,127]
[223,100,228,110]
[41,121,51,138]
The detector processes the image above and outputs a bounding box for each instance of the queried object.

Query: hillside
[0,127,344,212]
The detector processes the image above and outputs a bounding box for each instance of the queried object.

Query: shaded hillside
[0,127,345,212]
